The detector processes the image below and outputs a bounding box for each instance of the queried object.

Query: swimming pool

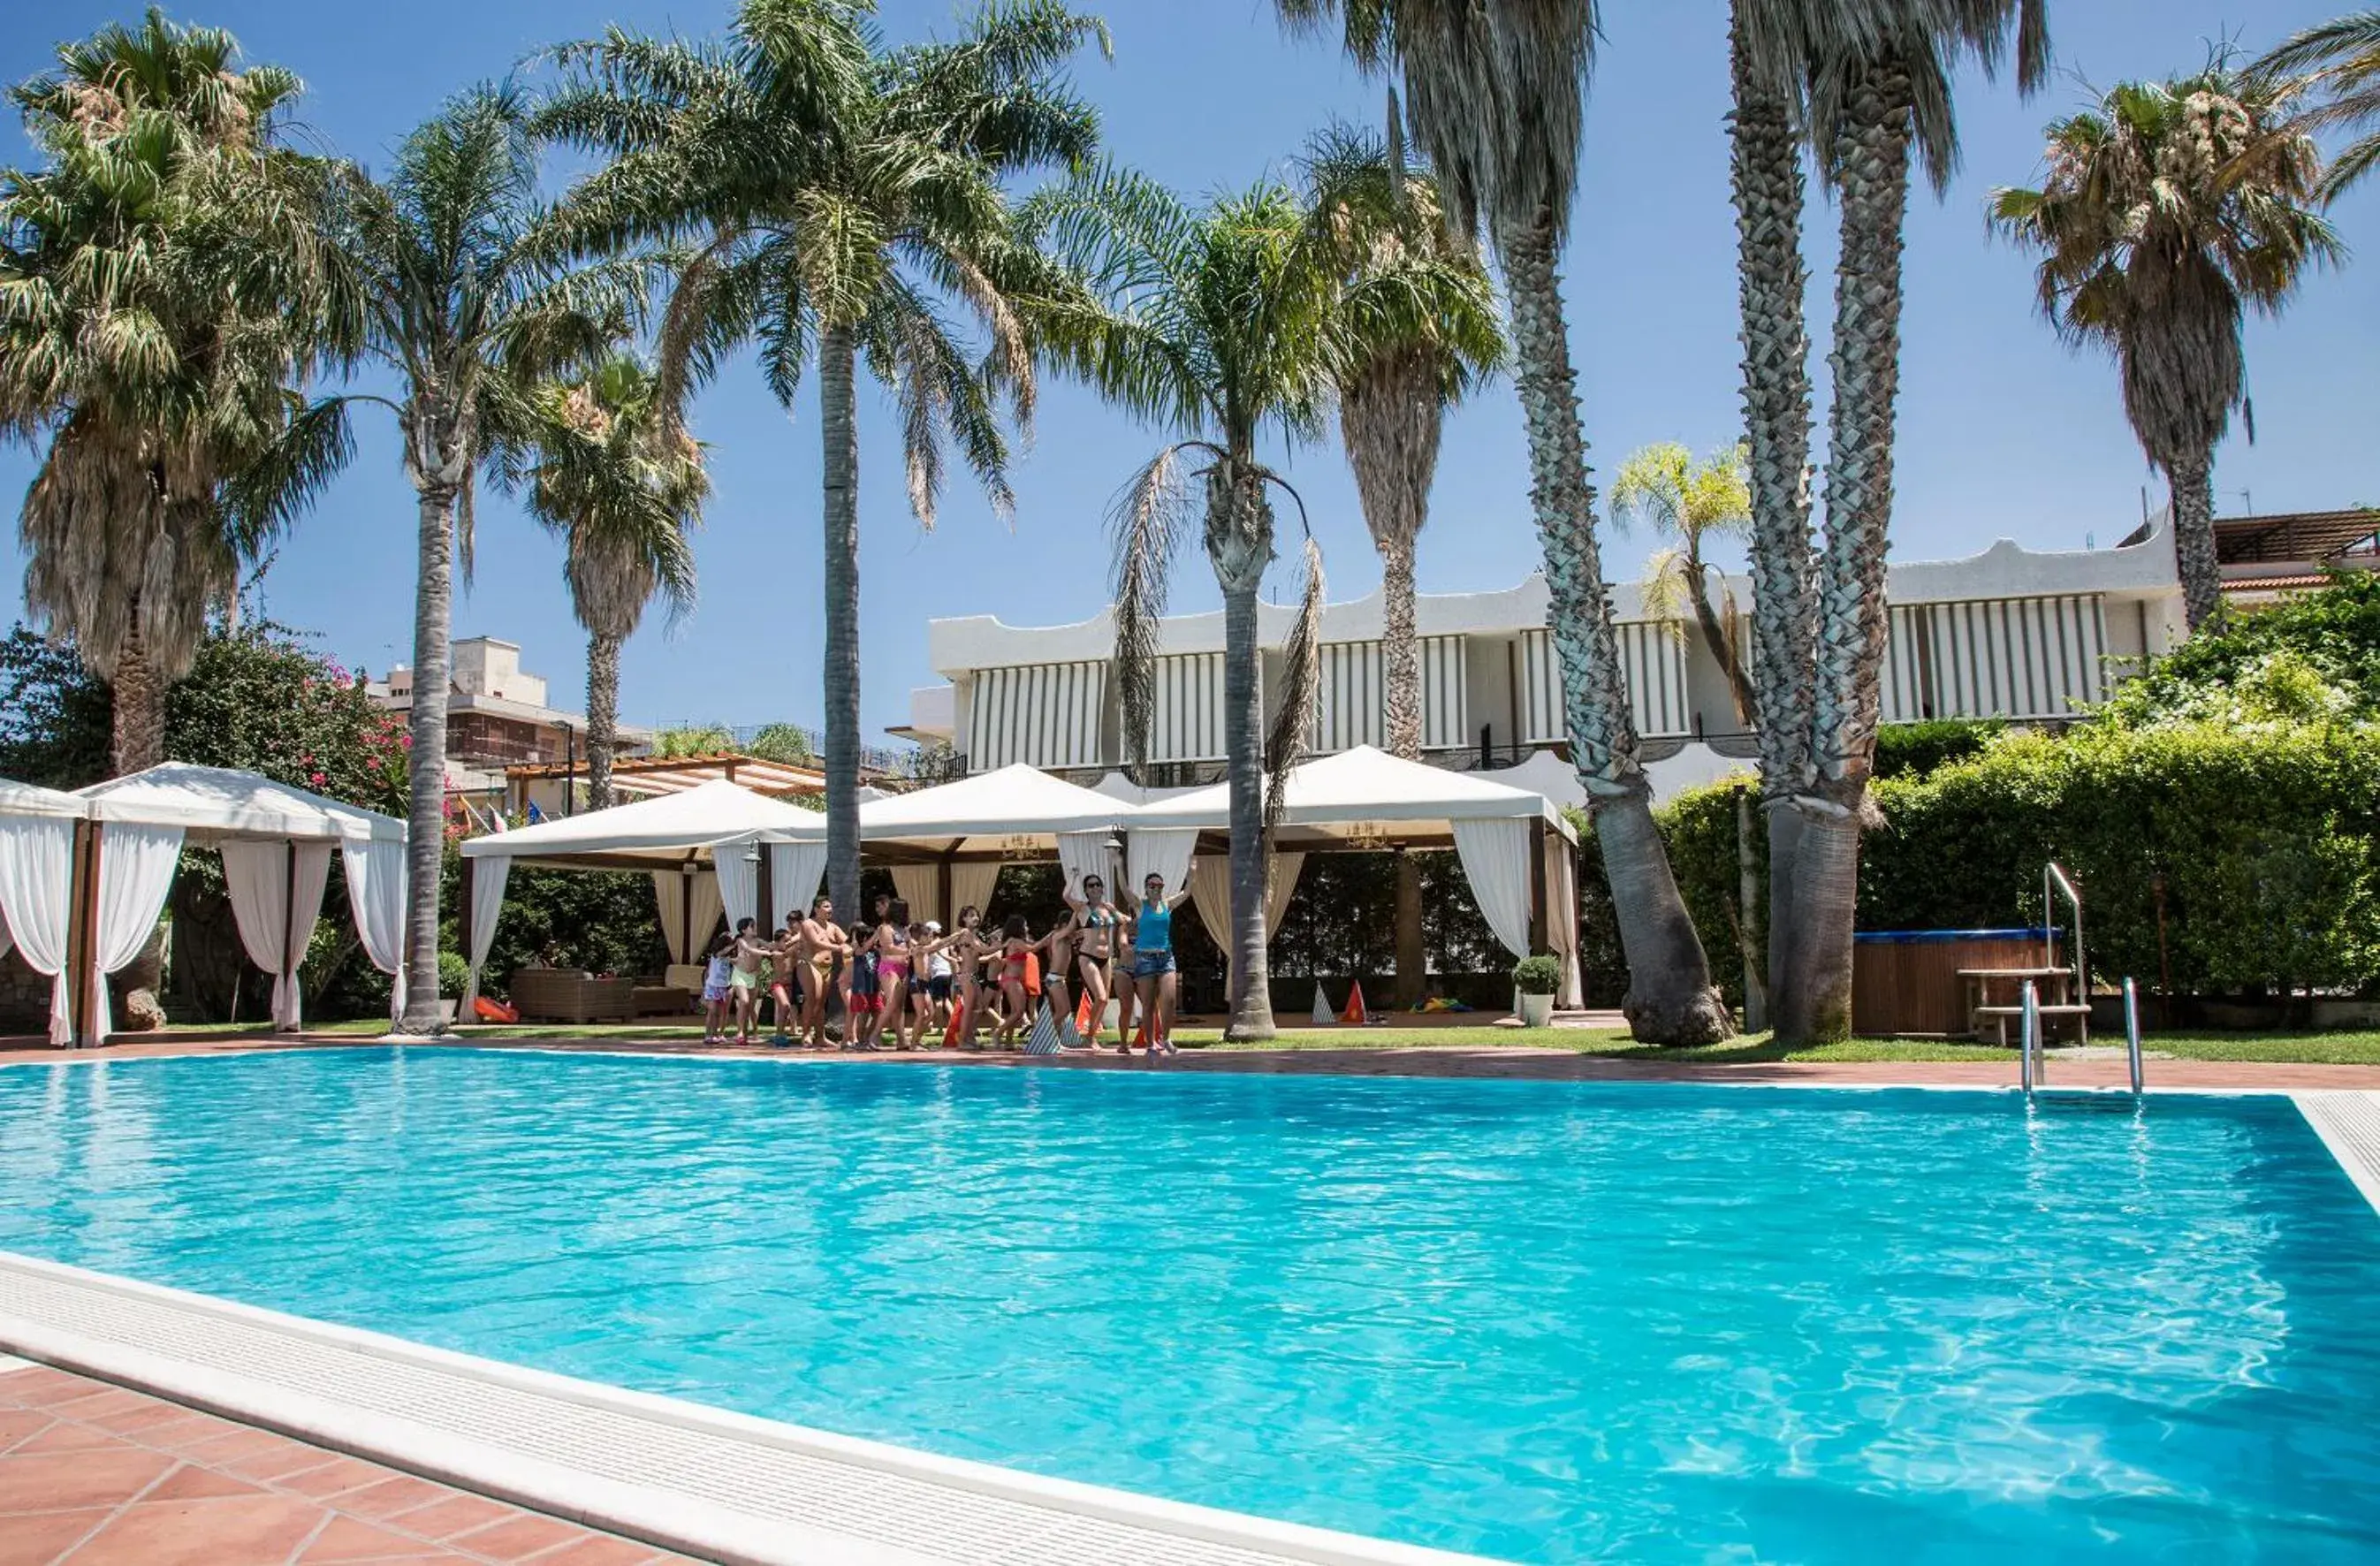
[1,1049,2374,1562]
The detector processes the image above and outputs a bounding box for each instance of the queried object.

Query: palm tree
[1280,0,1730,1044]
[1611,442,1756,725]
[1993,71,2338,633]
[1734,0,2049,1046]
[0,11,351,775]
[332,85,646,1030]
[1298,120,1502,1007]
[2256,11,2380,201]
[538,0,1106,919]
[1024,169,1342,1040]
[515,353,707,810]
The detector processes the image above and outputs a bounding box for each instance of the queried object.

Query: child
[871,900,916,1050]
[700,931,736,1043]
[912,922,945,1038]
[995,914,1034,1046]
[845,919,883,1049]
[765,925,799,1047]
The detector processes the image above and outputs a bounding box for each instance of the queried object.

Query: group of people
[698,868,1181,1056]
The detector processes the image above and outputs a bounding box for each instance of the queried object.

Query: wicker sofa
[507,969,635,1024]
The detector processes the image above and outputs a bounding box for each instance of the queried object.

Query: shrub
[1873,718,2006,779]
[1511,954,1562,995]
[437,950,470,1000]
[1654,719,2380,1000]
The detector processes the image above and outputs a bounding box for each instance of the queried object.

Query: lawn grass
[136,1016,2380,1066]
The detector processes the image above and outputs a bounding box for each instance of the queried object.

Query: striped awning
[967,661,1107,770]
[1521,624,1692,743]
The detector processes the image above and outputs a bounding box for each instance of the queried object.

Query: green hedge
[1654,719,2380,1001]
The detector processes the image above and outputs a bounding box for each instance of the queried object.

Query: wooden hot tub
[1852,929,2058,1038]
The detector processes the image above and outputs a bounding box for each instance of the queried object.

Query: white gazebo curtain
[1126,828,1198,908]
[771,841,827,924]
[1056,830,1119,899]
[714,840,760,931]
[87,825,183,1044]
[222,840,334,1031]
[1545,832,1582,1007]
[0,814,77,1045]
[341,838,407,1022]
[1449,818,1534,960]
[462,855,511,1007]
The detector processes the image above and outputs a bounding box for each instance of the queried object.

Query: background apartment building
[368,637,653,798]
[901,509,2374,806]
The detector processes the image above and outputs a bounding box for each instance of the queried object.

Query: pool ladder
[2019,977,2144,1098]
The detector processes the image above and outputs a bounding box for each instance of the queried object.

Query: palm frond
[1108,443,1200,766]
[1263,535,1326,836]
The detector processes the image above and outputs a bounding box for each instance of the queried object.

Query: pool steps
[0,1251,1495,1566]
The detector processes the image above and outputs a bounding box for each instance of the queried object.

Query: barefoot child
[700,931,736,1043]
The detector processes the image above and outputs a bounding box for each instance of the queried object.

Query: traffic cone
[1075,990,1094,1036]
[1339,980,1367,1026]
[1135,1015,1152,1049]
[1312,983,1334,1025]
[942,1005,965,1049]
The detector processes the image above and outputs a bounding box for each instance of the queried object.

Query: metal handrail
[2123,977,2144,1094]
[2044,862,2086,1000]
[2020,979,2040,1095]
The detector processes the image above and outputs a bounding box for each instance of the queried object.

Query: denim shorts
[1131,949,1175,979]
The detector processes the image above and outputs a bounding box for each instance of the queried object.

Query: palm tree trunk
[400,471,458,1035]
[1380,528,1422,759]
[819,324,863,920]
[2169,450,2221,631]
[1497,209,1730,1046]
[1730,0,1817,1037]
[1379,526,1428,1008]
[1776,56,1915,1046]
[109,604,167,777]
[1220,578,1274,1040]
[584,630,621,812]
[1207,463,1277,1042]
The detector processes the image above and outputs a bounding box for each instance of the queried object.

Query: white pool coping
[0,1253,1492,1566]
[2294,1091,2380,1216]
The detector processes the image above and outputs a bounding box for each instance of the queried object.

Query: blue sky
[4,1,2374,743]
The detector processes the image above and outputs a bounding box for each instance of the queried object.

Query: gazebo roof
[852,763,1131,854]
[0,777,90,821]
[1129,747,1576,846]
[75,764,405,844]
[462,777,823,867]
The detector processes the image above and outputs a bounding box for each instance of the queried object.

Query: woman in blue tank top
[1122,871,1179,1056]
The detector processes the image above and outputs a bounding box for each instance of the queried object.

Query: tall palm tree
[1298,120,1502,1007]
[1736,0,2049,1045]
[331,85,645,1030]
[1993,71,2338,633]
[538,0,1106,919]
[0,11,351,775]
[2256,11,2380,201]
[1612,442,1757,726]
[1280,0,1730,1044]
[515,353,707,810]
[1025,169,1342,1040]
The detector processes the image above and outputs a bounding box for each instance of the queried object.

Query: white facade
[905,522,2194,807]
[369,636,655,797]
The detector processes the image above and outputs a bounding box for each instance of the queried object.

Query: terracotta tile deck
[0,1359,704,1566]
[5,1030,2376,1092]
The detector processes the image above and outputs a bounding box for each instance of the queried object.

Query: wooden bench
[1960,965,2088,1045]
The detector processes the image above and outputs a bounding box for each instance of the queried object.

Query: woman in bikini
[992,914,1035,1046]
[795,893,843,1050]
[871,900,917,1050]
[1066,872,1120,1048]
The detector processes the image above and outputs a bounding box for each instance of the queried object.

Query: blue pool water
[2,1049,2376,1562]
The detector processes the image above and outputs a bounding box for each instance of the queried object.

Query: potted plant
[437,950,470,1026]
[1511,954,1561,1027]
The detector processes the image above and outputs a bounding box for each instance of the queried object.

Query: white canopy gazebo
[457,778,827,1000]
[0,764,408,1046]
[848,764,1139,926]
[1127,747,1584,1006]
